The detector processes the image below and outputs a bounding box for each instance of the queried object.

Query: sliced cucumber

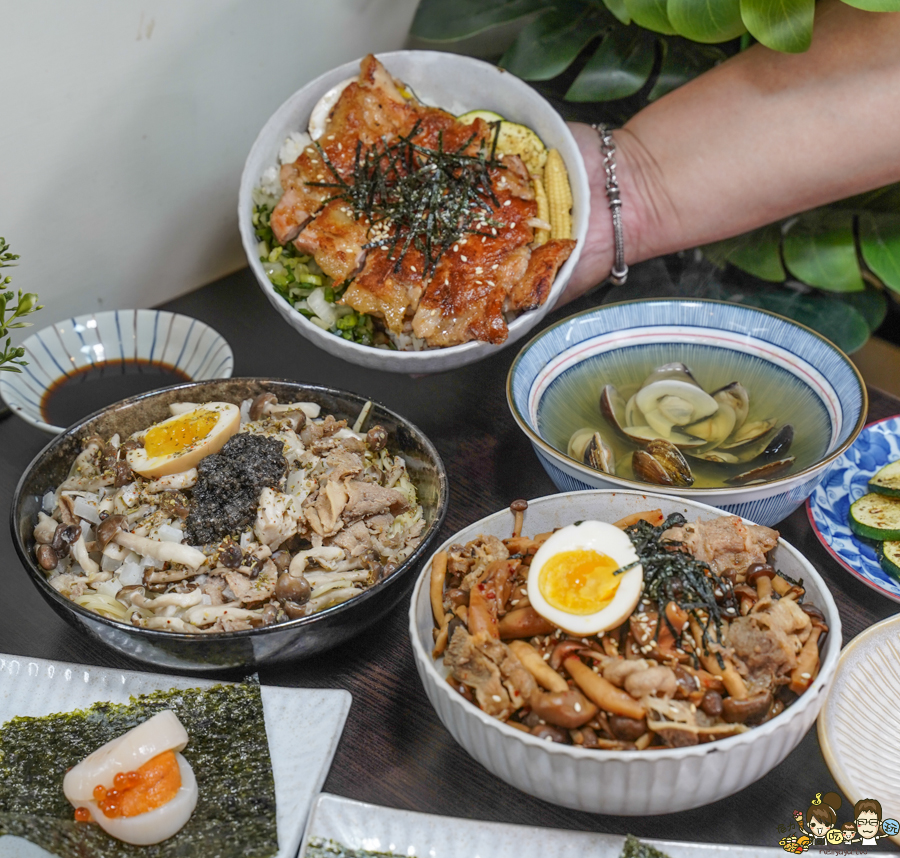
[849,493,900,541]
[457,109,504,123]
[457,110,548,174]
[869,458,900,498]
[882,541,900,579]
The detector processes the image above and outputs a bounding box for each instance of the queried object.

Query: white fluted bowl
[238,50,588,374]
[409,489,841,815]
[0,309,233,433]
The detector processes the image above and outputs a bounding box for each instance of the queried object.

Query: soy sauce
[41,360,192,428]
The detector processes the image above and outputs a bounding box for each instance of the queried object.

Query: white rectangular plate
[301,794,784,858]
[0,653,351,858]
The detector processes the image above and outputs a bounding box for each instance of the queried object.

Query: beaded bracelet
[591,123,628,286]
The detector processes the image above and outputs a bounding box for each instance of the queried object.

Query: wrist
[561,122,661,304]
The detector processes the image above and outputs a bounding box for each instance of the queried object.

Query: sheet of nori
[620,835,672,858]
[303,838,400,858]
[0,683,278,858]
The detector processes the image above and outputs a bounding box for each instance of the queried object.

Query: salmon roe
[94,750,181,818]
[73,807,92,823]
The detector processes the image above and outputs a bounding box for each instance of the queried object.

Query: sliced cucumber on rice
[849,492,900,541]
[869,458,900,498]
[882,541,900,579]
[456,110,548,174]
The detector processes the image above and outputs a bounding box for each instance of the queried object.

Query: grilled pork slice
[339,246,426,334]
[411,191,538,346]
[293,200,369,283]
[663,516,779,580]
[271,54,426,246]
[507,239,576,312]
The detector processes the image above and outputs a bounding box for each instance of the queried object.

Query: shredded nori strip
[306,121,505,277]
[623,513,738,664]
[620,835,672,858]
[304,839,404,858]
[0,683,277,858]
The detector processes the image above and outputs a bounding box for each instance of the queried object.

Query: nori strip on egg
[0,683,278,858]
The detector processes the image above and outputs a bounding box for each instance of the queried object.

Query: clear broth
[41,359,191,428]
[537,344,831,489]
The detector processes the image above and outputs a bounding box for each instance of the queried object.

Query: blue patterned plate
[807,414,900,601]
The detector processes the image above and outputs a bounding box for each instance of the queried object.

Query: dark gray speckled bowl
[11,378,448,672]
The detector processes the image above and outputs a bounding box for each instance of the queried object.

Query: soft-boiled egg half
[126,402,240,479]
[527,520,643,636]
[63,709,198,845]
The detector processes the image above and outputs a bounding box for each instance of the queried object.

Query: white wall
[1,0,419,329]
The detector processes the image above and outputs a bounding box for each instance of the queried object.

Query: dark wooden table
[2,268,898,851]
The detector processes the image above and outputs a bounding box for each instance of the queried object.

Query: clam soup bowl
[507,299,867,527]
[12,378,448,672]
[238,50,589,374]
[409,489,841,815]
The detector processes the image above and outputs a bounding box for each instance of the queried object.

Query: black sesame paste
[185,433,287,545]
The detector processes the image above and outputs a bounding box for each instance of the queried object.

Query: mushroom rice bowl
[31,393,425,633]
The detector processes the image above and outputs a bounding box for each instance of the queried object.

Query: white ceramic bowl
[818,614,900,846]
[238,50,589,374]
[507,299,868,527]
[0,309,233,433]
[409,489,841,816]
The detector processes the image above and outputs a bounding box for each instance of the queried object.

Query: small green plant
[0,238,42,372]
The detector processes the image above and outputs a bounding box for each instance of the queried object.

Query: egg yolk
[144,410,219,458]
[92,750,182,819]
[538,549,621,615]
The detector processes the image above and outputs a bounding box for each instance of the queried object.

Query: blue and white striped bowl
[507,299,867,527]
[0,310,234,433]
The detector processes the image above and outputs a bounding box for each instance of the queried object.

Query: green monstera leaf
[501,0,614,80]
[410,0,548,41]
[566,27,658,100]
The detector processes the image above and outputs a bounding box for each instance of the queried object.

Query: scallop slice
[63,711,188,800]
[70,753,198,846]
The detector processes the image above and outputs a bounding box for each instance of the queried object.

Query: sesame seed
[574,702,582,712]
[504,200,511,206]
[481,236,487,243]
[327,134,335,140]
[410,265,416,272]
[475,280,482,285]
[475,267,483,274]
[491,228,497,235]
[543,652,551,660]
[461,255,468,261]
[800,672,811,679]
[492,263,499,270]
[510,599,519,606]
[492,695,502,702]
[453,244,459,252]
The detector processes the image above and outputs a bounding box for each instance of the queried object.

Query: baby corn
[532,174,550,247]
[545,149,572,240]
